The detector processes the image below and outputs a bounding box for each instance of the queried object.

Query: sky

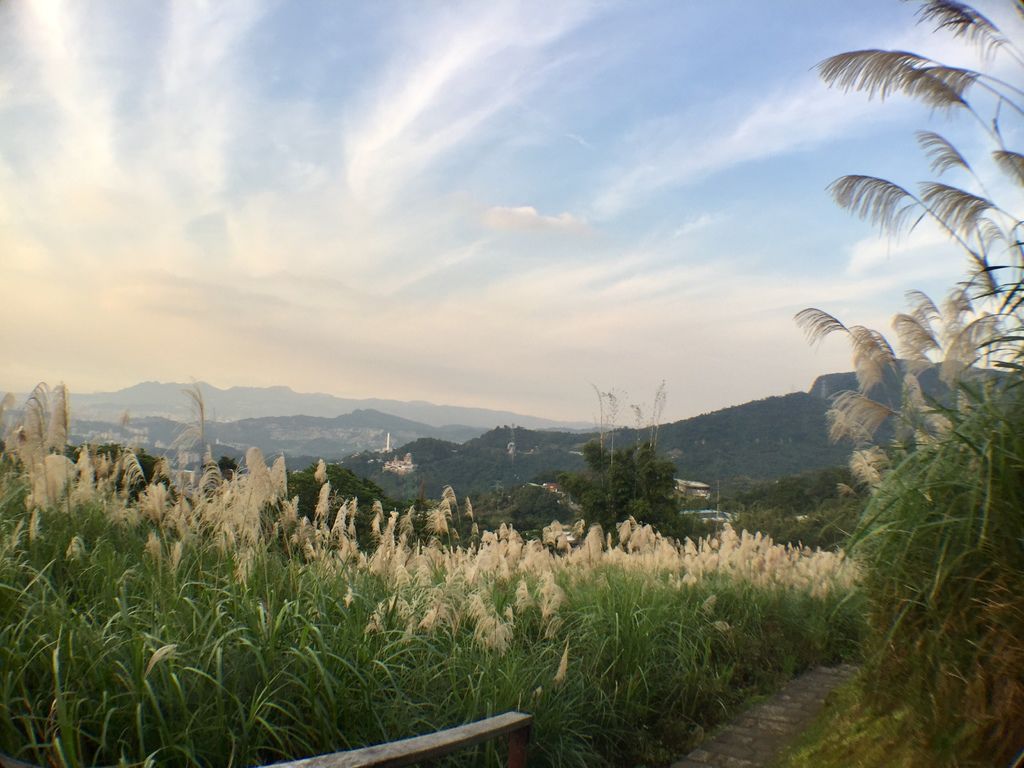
[2,0,1021,424]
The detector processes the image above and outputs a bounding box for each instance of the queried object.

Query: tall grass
[851,378,1024,764]
[0,425,861,767]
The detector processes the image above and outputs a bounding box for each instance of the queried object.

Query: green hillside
[653,392,852,490]
[341,390,855,499]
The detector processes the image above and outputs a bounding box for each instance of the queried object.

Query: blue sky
[2,1,1020,423]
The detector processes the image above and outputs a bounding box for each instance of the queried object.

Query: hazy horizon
[3,1,1016,423]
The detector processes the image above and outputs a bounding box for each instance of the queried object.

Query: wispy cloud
[0,0,998,421]
[845,223,964,279]
[482,206,589,234]
[341,2,597,212]
[671,212,722,238]
[590,81,897,218]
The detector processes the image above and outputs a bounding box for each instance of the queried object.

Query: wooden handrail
[261,711,533,768]
[0,711,533,768]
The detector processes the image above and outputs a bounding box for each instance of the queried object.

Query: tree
[558,439,677,534]
[217,455,238,478]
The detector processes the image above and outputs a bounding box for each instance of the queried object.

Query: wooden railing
[0,711,533,768]
[262,712,534,768]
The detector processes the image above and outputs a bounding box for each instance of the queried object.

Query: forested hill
[651,392,851,487]
[340,430,587,499]
[341,391,852,499]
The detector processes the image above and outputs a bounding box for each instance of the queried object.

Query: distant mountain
[809,361,948,405]
[341,429,588,499]
[69,410,484,460]
[63,381,589,430]
[341,390,853,499]
[209,410,481,457]
[651,392,850,485]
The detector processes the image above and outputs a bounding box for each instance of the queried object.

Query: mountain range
[68,409,484,460]
[60,381,590,430]
[341,389,854,499]
[11,365,980,497]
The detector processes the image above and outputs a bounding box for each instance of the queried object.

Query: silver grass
[120,452,146,494]
[270,456,287,500]
[173,383,206,451]
[940,287,974,343]
[892,312,940,361]
[828,175,919,235]
[65,535,85,560]
[199,456,223,498]
[817,50,976,108]
[906,289,941,326]
[45,384,69,453]
[18,384,50,469]
[976,218,1006,253]
[992,150,1024,186]
[917,131,972,175]
[583,524,604,563]
[329,500,347,539]
[442,485,458,509]
[314,459,327,485]
[426,499,450,537]
[848,326,896,392]
[370,503,383,544]
[347,499,358,540]
[169,540,184,572]
[829,391,895,442]
[850,446,889,488]
[0,391,13,427]
[314,482,331,525]
[916,0,1007,56]
[153,456,171,483]
[919,182,994,238]
[72,449,96,505]
[837,482,857,497]
[145,644,177,678]
[145,531,162,562]
[140,483,169,524]
[651,380,667,448]
[398,506,415,539]
[554,641,569,687]
[941,313,1001,383]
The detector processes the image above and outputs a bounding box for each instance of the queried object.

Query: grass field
[0,441,861,768]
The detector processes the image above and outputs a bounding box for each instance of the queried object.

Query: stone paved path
[670,664,858,768]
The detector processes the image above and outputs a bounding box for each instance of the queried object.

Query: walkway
[670,664,858,768]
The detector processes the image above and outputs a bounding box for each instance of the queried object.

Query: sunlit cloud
[0,0,1000,422]
[589,82,898,219]
[482,206,589,234]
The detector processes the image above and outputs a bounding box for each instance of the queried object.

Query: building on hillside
[675,479,711,499]
[383,452,416,475]
[683,508,732,523]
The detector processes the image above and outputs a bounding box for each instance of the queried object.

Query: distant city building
[383,452,416,475]
[675,479,711,499]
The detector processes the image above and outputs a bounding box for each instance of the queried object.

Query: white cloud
[845,224,961,277]
[1,0,1001,422]
[341,2,596,212]
[482,206,589,234]
[591,82,897,218]
[671,212,722,238]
